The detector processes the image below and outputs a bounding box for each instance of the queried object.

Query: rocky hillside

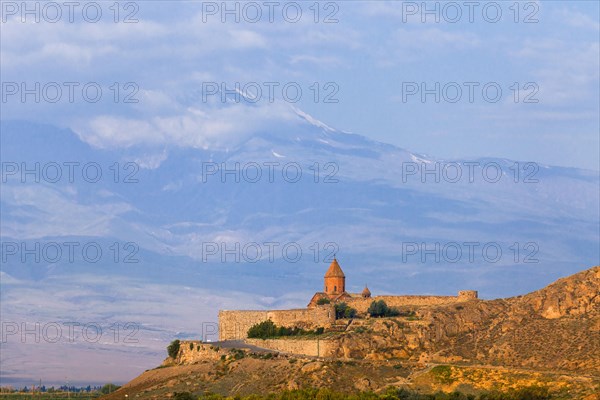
[100,266,600,399]
[328,266,600,374]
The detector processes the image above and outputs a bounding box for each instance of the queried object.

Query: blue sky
[1,0,598,169]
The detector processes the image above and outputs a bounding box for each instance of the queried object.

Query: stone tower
[324,258,345,295]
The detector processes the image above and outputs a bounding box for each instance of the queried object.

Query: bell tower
[324,258,345,295]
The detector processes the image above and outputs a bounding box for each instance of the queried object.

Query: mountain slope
[99,266,600,399]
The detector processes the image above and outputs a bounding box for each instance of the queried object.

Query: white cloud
[289,54,343,67]
[375,27,481,65]
[74,100,300,150]
[556,8,600,31]
[512,39,599,105]
[229,29,268,48]
[1,185,133,239]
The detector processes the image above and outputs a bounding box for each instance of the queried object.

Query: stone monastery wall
[216,255,479,341]
[173,341,229,364]
[345,292,478,313]
[245,338,336,358]
[219,292,478,340]
[219,306,335,341]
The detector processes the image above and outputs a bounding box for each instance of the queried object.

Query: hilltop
[100,266,600,399]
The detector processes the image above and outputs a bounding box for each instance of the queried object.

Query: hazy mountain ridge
[0,116,598,385]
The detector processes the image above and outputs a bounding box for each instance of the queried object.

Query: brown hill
[101,266,600,399]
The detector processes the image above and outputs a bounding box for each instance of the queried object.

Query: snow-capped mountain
[0,112,598,385]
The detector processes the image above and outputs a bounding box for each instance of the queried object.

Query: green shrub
[167,339,181,358]
[100,383,120,394]
[231,349,245,360]
[247,320,323,338]
[191,386,553,400]
[317,297,331,305]
[174,392,196,400]
[248,320,278,339]
[367,300,400,317]
[431,365,455,384]
[334,302,357,319]
[479,386,551,400]
[189,342,194,350]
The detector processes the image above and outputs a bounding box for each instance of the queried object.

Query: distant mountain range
[0,112,598,385]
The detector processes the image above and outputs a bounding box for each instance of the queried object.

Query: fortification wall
[219,305,334,341]
[172,341,229,364]
[245,338,336,358]
[346,293,477,313]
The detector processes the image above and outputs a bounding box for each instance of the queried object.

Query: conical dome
[324,258,345,278]
[362,285,371,298]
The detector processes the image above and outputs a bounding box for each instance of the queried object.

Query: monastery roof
[324,258,345,278]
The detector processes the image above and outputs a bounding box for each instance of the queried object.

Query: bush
[174,392,196,400]
[179,387,553,400]
[231,349,245,360]
[248,320,278,339]
[167,339,181,358]
[316,297,331,305]
[431,365,455,384]
[334,302,357,319]
[367,300,400,317]
[189,342,194,350]
[247,320,323,338]
[479,386,551,400]
[100,383,120,394]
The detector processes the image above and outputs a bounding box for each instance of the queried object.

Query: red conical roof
[324,258,345,278]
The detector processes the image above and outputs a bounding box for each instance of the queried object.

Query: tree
[316,297,331,305]
[100,383,120,394]
[367,300,400,317]
[168,339,181,358]
[247,320,277,339]
[334,302,357,319]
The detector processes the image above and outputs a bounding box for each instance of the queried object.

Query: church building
[307,258,371,307]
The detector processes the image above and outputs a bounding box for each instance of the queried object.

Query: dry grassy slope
[100,355,599,400]
[100,266,600,399]
[469,265,600,373]
[334,266,599,374]
[100,356,413,400]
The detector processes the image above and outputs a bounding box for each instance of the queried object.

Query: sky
[1,0,599,170]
